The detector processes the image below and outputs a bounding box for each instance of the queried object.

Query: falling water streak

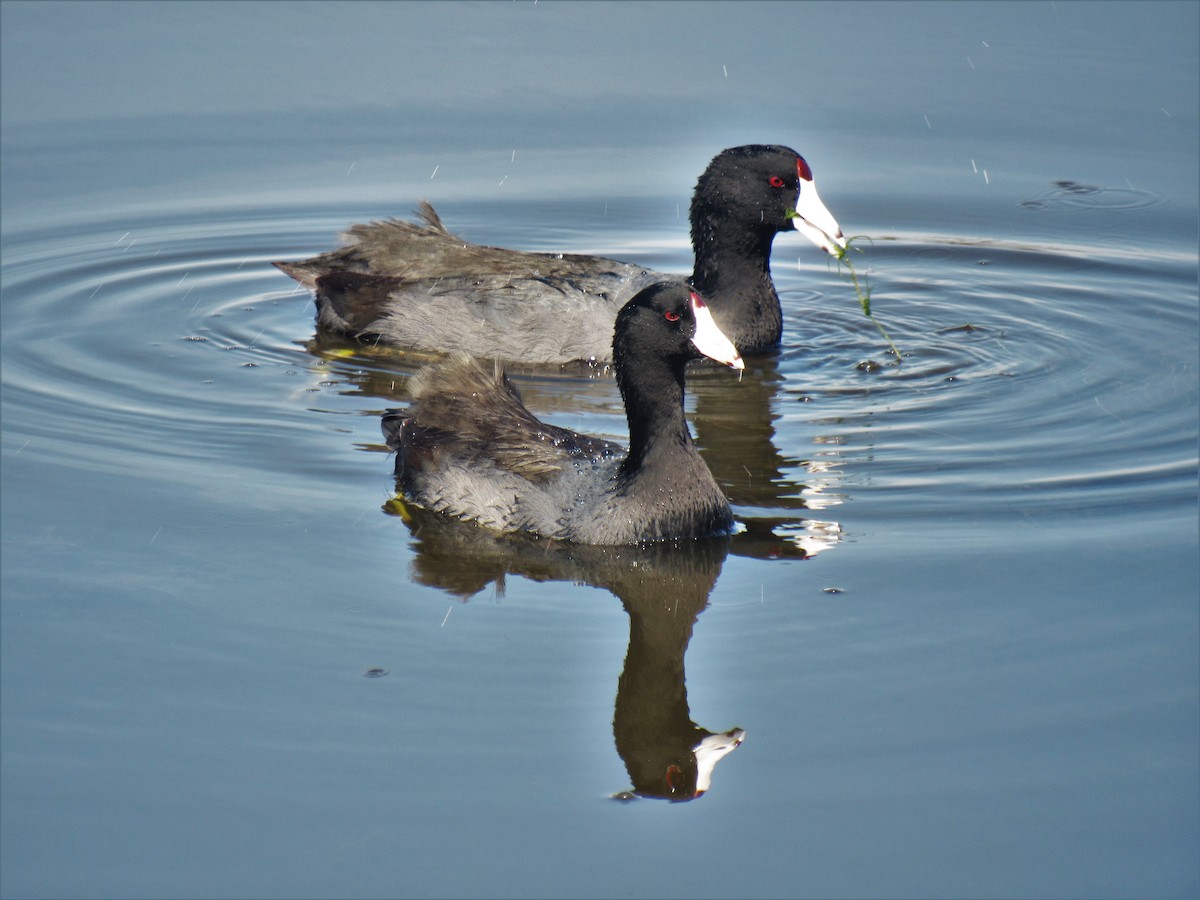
[430,165,439,180]
[114,232,130,245]
[89,284,103,299]
[1093,396,1138,425]
[967,57,975,70]
[149,526,162,546]
[12,440,30,456]
[122,240,138,252]
[983,170,990,185]
[347,162,355,175]
[971,159,978,174]
[440,607,453,627]
[511,149,516,162]
[924,114,932,129]
[498,175,508,187]
[248,327,266,347]
[723,64,728,77]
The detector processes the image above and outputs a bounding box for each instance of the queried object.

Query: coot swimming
[277,144,843,364]
[383,282,745,544]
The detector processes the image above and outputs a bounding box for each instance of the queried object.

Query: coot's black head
[692,144,844,255]
[612,283,745,370]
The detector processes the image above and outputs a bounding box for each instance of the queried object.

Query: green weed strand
[835,236,902,365]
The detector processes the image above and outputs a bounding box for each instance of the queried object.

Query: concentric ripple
[769,233,1198,534]
[3,206,1195,555]
[1018,180,1168,212]
[1,208,365,495]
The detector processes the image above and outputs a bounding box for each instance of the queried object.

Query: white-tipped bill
[689,292,745,370]
[693,728,746,796]
[793,179,846,256]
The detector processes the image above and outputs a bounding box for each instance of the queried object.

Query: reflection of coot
[613,576,745,802]
[389,507,745,801]
[690,353,845,561]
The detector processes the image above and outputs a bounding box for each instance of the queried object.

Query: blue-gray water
[2,2,1197,898]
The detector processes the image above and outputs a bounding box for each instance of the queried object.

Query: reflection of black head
[690,353,796,510]
[612,562,744,802]
[616,728,747,803]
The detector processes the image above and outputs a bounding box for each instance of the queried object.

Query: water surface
[2,2,1197,898]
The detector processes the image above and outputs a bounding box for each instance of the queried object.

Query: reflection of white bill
[694,728,747,796]
[774,519,843,558]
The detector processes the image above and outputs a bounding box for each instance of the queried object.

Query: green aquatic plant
[833,236,902,364]
[788,207,901,364]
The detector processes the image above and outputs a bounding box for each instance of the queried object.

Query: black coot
[383,282,745,544]
[277,145,843,364]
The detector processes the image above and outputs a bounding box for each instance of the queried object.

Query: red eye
[664,310,681,322]
[769,175,786,188]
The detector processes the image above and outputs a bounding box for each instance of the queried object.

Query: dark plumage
[383,283,745,544]
[276,145,843,364]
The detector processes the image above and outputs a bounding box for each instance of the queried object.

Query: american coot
[276,144,844,364]
[383,283,745,544]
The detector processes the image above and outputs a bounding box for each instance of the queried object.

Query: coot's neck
[616,352,693,477]
[689,203,783,351]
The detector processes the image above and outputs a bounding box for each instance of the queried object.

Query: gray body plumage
[281,205,659,364]
[385,355,732,544]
